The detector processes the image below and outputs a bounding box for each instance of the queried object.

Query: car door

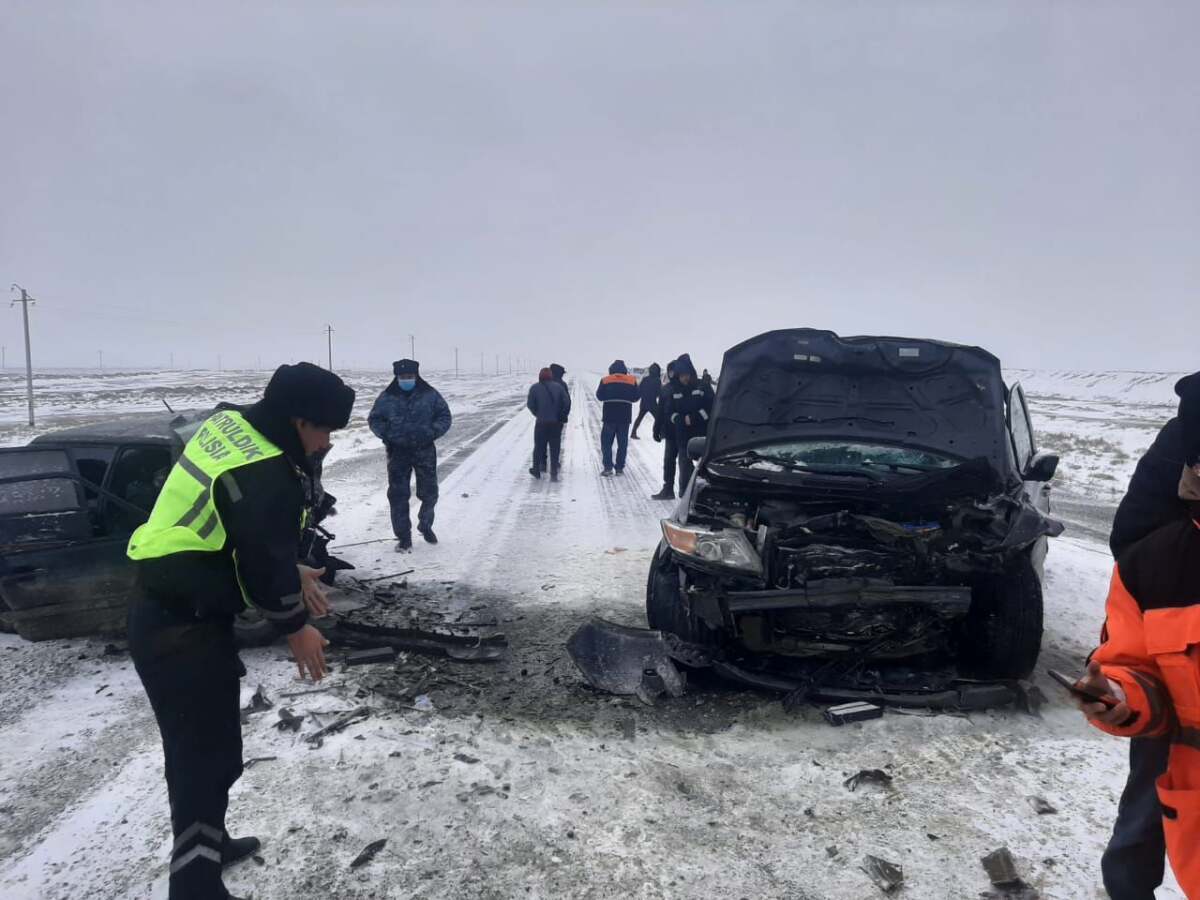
[100,443,175,534]
[1007,383,1050,511]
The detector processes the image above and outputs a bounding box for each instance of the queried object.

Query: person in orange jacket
[1078,455,1200,897]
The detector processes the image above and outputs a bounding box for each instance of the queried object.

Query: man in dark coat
[528,367,571,481]
[667,353,714,494]
[1100,371,1200,900]
[651,360,679,500]
[127,363,355,900]
[368,359,452,550]
[631,363,661,440]
[595,360,640,475]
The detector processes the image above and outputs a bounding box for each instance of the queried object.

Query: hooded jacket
[1110,373,1200,557]
[638,364,662,413]
[595,360,640,425]
[368,369,452,450]
[666,354,714,443]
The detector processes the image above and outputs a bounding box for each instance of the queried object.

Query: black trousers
[631,408,651,435]
[387,444,438,537]
[662,437,677,491]
[533,422,564,475]
[1102,735,1170,900]
[129,593,243,900]
[677,443,695,494]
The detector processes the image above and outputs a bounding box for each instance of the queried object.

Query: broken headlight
[661,520,763,575]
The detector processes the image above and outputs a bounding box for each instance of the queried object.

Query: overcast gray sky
[1,2,1195,375]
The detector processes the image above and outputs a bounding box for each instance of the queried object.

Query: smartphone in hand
[1047,668,1121,710]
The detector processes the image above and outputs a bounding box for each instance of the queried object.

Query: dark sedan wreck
[644,329,1063,706]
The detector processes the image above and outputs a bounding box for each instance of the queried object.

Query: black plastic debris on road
[276,708,305,732]
[824,701,884,726]
[861,855,904,893]
[566,618,687,705]
[349,839,387,870]
[240,685,273,722]
[980,847,1040,897]
[346,647,398,667]
[844,769,894,792]
[306,707,371,747]
[1029,795,1058,815]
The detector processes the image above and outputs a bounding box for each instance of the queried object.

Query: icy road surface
[0,370,1187,899]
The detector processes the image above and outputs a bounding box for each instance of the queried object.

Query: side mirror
[1025,451,1059,483]
[687,436,707,462]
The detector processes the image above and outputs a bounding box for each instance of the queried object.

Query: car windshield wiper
[856,459,952,474]
[711,451,885,482]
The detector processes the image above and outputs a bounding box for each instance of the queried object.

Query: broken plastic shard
[1029,795,1058,815]
[413,695,434,711]
[861,855,904,893]
[843,769,894,792]
[349,838,387,869]
[566,618,686,701]
[981,847,1022,885]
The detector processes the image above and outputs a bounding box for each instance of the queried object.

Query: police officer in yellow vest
[127,363,355,900]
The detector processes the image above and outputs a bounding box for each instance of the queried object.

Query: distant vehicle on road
[647,329,1063,704]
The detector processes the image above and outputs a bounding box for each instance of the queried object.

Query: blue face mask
[397,378,417,392]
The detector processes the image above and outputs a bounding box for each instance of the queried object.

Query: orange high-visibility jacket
[1091,517,1200,896]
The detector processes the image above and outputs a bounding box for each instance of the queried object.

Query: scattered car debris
[103,643,126,656]
[825,846,839,858]
[276,708,305,732]
[844,769,894,792]
[345,647,398,667]
[980,847,1040,896]
[566,618,689,705]
[861,855,904,893]
[1029,795,1057,815]
[824,701,884,726]
[1015,680,1047,716]
[306,707,371,747]
[349,838,387,869]
[244,756,277,769]
[241,685,273,720]
[454,753,481,764]
[94,684,109,695]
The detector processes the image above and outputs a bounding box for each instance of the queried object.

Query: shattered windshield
[714,441,961,477]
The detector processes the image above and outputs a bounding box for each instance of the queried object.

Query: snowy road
[0,373,1185,898]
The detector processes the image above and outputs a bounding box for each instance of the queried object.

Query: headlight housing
[661,520,763,575]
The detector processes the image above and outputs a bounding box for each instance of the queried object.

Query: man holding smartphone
[1085,373,1198,900]
[1076,375,1200,898]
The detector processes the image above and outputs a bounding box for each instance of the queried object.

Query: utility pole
[495,354,499,376]
[326,324,334,371]
[10,284,36,427]
[217,354,222,372]
[98,350,103,372]
[454,347,459,379]
[2,345,5,369]
[480,352,484,375]
[169,351,174,370]
[409,334,415,360]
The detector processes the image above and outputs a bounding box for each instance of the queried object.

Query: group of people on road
[520,355,717,495]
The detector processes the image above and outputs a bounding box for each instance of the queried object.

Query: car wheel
[959,555,1043,679]
[645,549,718,650]
[233,611,277,649]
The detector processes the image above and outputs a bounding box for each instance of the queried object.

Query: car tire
[960,555,1043,680]
[645,549,718,650]
[233,612,278,649]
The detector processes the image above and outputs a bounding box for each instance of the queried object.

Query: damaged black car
[646,329,1063,704]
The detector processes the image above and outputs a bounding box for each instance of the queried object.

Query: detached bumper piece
[567,618,707,705]
[823,701,883,726]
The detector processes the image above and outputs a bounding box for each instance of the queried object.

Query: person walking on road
[596,360,639,476]
[631,362,662,440]
[368,359,452,551]
[651,360,679,500]
[667,353,714,494]
[549,363,570,470]
[528,367,571,481]
[126,363,355,900]
[1098,371,1200,900]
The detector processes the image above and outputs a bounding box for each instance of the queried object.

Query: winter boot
[395,534,413,552]
[601,469,614,477]
[529,466,541,480]
[419,526,438,545]
[550,471,560,483]
[650,487,675,501]
[615,469,625,475]
[223,835,261,869]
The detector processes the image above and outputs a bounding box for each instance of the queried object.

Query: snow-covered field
[0,367,1190,898]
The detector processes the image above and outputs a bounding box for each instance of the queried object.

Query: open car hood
[705,329,1010,470]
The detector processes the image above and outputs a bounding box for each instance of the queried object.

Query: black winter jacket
[668,380,715,444]
[368,380,452,449]
[1110,418,1190,558]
